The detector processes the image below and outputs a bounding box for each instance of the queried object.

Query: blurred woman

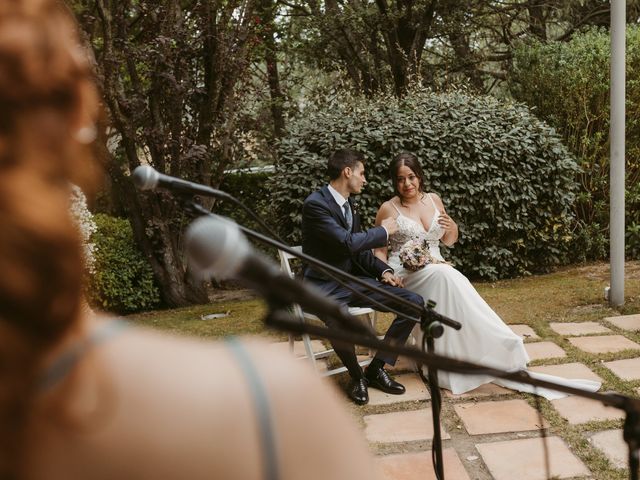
[0,2,379,479]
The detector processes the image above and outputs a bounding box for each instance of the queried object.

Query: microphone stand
[174,192,638,478]
[264,308,640,480]
[421,300,445,480]
[177,192,460,478]
[183,201,456,477]
[162,184,637,478]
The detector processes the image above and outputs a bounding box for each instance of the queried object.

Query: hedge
[510,26,640,259]
[88,214,160,313]
[270,88,579,280]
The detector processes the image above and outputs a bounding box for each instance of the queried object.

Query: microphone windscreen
[132,165,159,190]
[185,216,250,279]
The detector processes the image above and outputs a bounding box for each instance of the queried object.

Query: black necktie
[343,201,353,231]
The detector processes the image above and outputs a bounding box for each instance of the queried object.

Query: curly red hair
[0,0,101,475]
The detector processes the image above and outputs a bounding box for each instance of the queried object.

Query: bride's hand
[437,213,456,232]
[381,271,404,288]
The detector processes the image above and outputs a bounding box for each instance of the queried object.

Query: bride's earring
[73,124,97,144]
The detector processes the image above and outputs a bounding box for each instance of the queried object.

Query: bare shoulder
[99,325,329,404]
[375,198,397,224]
[427,192,446,209]
[35,322,379,480]
[379,196,400,213]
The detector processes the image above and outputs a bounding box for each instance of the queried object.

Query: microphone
[132,165,232,199]
[184,216,376,337]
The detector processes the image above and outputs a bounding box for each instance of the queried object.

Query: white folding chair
[278,246,378,376]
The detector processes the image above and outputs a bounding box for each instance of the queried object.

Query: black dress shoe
[348,378,369,405]
[365,366,405,395]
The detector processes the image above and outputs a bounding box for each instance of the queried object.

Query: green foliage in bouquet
[271,88,579,280]
[510,26,640,260]
[88,214,160,313]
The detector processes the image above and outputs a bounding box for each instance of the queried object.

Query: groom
[302,148,424,405]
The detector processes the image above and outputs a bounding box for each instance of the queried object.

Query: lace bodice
[387,197,446,268]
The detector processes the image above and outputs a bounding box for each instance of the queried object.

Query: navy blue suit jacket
[302,186,391,293]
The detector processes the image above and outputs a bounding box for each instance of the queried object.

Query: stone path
[274,313,640,479]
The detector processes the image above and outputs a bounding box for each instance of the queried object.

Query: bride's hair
[389,152,426,202]
[0,0,100,475]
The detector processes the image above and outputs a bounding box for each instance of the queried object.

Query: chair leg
[288,334,295,352]
[302,333,318,372]
[368,311,378,357]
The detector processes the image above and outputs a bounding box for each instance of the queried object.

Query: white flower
[69,184,98,274]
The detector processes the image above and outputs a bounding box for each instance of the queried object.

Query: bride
[374,152,600,400]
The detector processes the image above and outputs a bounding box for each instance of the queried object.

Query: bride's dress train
[386,198,600,400]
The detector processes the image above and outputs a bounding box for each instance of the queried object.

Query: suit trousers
[322,277,424,379]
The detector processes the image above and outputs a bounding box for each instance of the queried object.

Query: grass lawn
[127,260,640,480]
[128,261,640,342]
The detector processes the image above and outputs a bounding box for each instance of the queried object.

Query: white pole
[610,0,626,306]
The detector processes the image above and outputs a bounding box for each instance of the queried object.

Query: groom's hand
[381,217,399,235]
[381,271,404,288]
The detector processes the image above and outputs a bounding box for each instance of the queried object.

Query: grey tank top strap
[225,337,279,480]
[38,318,128,392]
[391,201,402,215]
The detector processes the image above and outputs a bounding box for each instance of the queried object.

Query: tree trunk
[81,0,257,307]
[259,0,285,138]
[103,141,209,307]
[527,1,547,41]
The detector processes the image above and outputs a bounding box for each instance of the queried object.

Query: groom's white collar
[327,184,348,208]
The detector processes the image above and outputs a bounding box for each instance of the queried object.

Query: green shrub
[510,26,640,260]
[88,214,160,313]
[270,88,579,280]
[218,170,272,230]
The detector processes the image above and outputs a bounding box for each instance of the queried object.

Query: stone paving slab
[549,321,612,336]
[524,341,567,361]
[509,324,540,340]
[589,429,627,469]
[454,399,549,435]
[603,357,640,381]
[568,335,640,354]
[528,362,603,383]
[604,313,640,331]
[376,448,470,480]
[476,436,590,480]
[551,395,625,424]
[444,382,512,399]
[364,408,450,443]
[369,373,430,406]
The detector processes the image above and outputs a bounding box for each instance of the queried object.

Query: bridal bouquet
[398,238,434,272]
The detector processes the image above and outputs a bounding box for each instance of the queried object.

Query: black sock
[368,358,385,372]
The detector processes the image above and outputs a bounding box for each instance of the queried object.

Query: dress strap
[226,337,279,480]
[38,318,129,392]
[427,193,439,212]
[390,201,402,215]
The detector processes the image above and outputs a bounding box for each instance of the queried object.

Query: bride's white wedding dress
[386,196,601,400]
